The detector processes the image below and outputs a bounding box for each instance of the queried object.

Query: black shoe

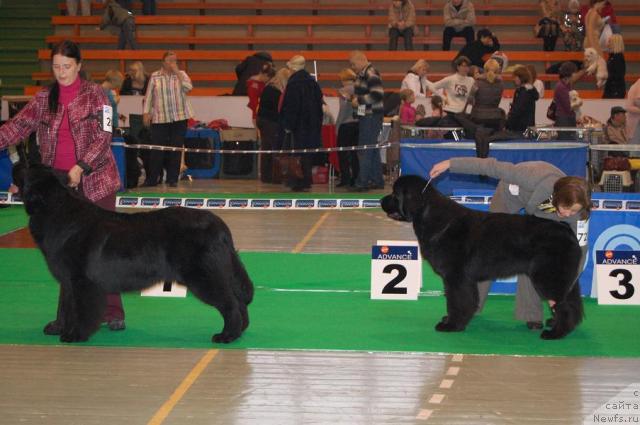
[369,184,385,190]
[336,181,349,188]
[141,182,157,188]
[108,319,126,331]
[168,182,178,188]
[526,321,543,330]
[348,186,369,192]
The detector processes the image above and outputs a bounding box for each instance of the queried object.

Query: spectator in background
[455,28,500,68]
[0,40,125,331]
[538,0,561,51]
[279,55,324,192]
[257,67,291,184]
[603,106,628,146]
[247,62,275,125]
[399,89,417,125]
[561,0,585,51]
[401,59,434,99]
[335,68,360,188]
[388,0,416,51]
[625,78,640,144]
[66,0,90,16]
[468,58,505,132]
[584,0,606,56]
[349,51,385,192]
[142,51,194,187]
[553,61,578,139]
[431,56,475,116]
[506,66,539,133]
[603,34,626,99]
[527,64,545,100]
[442,0,476,51]
[120,61,149,96]
[142,0,157,15]
[100,0,137,50]
[232,52,273,96]
[101,70,124,130]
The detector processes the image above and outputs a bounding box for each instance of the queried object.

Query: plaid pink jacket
[0,80,120,202]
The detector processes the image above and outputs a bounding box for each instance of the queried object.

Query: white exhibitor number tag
[371,245,421,300]
[596,250,640,305]
[576,219,589,247]
[141,281,188,298]
[357,104,366,116]
[102,104,113,133]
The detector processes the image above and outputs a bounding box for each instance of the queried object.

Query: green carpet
[1,248,639,357]
[0,206,28,235]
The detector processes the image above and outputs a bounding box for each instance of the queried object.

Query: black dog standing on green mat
[12,163,253,344]
[381,175,584,339]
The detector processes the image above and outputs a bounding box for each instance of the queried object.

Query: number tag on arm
[577,219,589,247]
[102,105,113,133]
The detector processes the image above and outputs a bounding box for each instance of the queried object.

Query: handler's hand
[429,160,451,179]
[8,184,19,194]
[68,165,83,189]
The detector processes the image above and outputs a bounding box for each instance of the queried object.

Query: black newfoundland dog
[12,163,253,344]
[381,175,583,339]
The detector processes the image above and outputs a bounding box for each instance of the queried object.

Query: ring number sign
[371,244,421,300]
[596,251,640,305]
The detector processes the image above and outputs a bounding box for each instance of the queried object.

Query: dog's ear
[11,162,28,192]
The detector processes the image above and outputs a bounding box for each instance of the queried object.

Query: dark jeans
[147,120,188,185]
[337,121,359,185]
[555,115,577,140]
[543,36,558,51]
[355,113,384,189]
[389,27,414,50]
[118,18,137,50]
[442,26,474,51]
[142,0,156,14]
[257,117,279,183]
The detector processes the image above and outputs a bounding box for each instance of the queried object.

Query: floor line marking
[446,366,460,376]
[452,354,464,362]
[147,349,219,425]
[416,409,433,420]
[439,379,454,389]
[429,394,446,404]
[292,211,330,253]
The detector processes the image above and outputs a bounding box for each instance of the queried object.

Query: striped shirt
[143,69,194,123]
[354,64,384,115]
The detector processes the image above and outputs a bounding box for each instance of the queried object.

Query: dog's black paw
[435,320,465,332]
[540,329,561,340]
[212,332,240,344]
[43,320,62,335]
[59,331,89,343]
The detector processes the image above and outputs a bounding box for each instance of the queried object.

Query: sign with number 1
[371,245,421,300]
[596,251,640,305]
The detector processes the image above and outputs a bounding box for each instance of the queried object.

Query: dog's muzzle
[381,194,407,221]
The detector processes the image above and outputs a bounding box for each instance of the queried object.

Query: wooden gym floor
[2,179,639,424]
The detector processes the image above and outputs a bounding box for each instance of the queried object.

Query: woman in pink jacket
[0,40,126,332]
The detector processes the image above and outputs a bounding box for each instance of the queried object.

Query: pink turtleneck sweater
[53,76,81,171]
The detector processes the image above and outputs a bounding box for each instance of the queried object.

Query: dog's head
[381,175,430,222]
[12,162,69,215]
[584,47,598,64]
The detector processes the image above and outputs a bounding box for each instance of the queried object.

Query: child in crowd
[399,89,417,124]
[431,95,444,118]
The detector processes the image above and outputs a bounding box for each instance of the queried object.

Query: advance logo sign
[371,244,421,300]
[596,250,640,305]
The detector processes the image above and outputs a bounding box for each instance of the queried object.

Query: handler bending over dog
[430,157,590,330]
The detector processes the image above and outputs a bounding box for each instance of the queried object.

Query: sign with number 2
[371,244,421,300]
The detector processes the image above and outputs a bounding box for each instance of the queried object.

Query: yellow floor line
[291,211,330,253]
[147,349,219,425]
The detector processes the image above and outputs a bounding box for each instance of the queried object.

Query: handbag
[602,156,631,172]
[274,131,303,180]
[546,100,557,121]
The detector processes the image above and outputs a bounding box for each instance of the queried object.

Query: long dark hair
[48,40,82,113]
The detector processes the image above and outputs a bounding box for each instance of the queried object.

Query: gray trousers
[66,0,91,16]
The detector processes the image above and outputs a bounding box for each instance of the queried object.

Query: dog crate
[219,128,258,179]
[599,171,633,193]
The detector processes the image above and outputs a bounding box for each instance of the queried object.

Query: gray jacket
[443,0,476,32]
[469,78,505,122]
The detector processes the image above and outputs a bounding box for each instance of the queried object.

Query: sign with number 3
[596,250,640,305]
